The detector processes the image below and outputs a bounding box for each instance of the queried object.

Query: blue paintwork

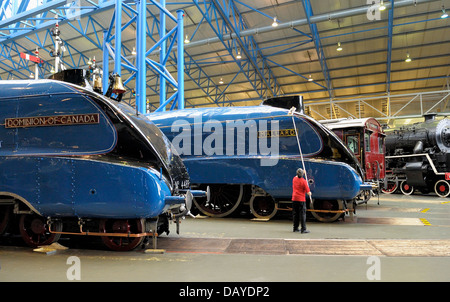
[148,105,367,201]
[0,156,171,218]
[0,80,117,156]
[0,79,190,219]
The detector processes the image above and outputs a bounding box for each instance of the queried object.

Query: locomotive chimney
[423,113,437,122]
[261,95,304,114]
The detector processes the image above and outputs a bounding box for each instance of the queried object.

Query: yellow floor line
[420,218,431,226]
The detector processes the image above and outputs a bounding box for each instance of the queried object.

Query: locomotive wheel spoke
[193,184,243,218]
[99,218,144,251]
[434,180,450,197]
[18,214,61,248]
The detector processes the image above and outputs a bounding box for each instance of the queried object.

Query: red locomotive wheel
[434,180,450,198]
[381,180,398,194]
[99,218,145,251]
[19,214,62,248]
[400,181,414,195]
[310,199,344,222]
[249,195,277,219]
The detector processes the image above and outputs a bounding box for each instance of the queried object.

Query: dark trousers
[292,201,307,231]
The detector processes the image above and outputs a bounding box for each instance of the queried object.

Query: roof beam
[386,0,394,94]
[301,0,333,99]
[207,0,283,98]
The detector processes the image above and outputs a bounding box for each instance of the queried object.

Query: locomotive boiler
[0,74,201,251]
[383,114,450,197]
[147,96,372,222]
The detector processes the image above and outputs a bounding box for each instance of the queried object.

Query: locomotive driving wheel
[19,214,62,248]
[309,199,344,222]
[249,195,277,219]
[434,180,450,197]
[400,181,414,195]
[381,177,398,194]
[193,184,243,218]
[99,218,145,251]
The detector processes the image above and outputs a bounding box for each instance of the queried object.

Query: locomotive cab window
[378,136,384,154]
[364,132,371,152]
[345,134,360,155]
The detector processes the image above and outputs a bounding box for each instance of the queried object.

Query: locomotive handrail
[386,153,444,175]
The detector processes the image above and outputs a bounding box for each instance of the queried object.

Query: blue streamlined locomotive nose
[0,79,197,251]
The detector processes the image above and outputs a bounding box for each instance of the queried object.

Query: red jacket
[292,176,310,202]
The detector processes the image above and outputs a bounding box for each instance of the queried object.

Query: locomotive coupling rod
[275,207,348,214]
[48,224,158,238]
[307,209,347,214]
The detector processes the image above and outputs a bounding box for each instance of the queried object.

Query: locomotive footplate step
[156,237,450,257]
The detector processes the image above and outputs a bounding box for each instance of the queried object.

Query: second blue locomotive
[148,96,372,222]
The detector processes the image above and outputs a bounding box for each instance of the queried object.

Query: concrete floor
[0,193,449,285]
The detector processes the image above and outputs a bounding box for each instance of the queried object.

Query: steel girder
[301,0,333,100]
[194,0,283,100]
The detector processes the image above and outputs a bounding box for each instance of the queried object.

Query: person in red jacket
[292,168,312,233]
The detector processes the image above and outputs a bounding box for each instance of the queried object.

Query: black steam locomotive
[383,114,450,197]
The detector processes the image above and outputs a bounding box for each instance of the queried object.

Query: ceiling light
[87,58,93,65]
[184,35,190,43]
[131,47,136,55]
[441,6,448,18]
[405,52,412,63]
[50,67,55,74]
[29,73,34,79]
[272,17,278,27]
[236,50,242,60]
[336,42,343,51]
[219,77,224,84]
[379,0,386,11]
[308,74,313,82]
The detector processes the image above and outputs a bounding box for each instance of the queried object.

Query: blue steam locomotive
[148,96,372,222]
[0,75,200,251]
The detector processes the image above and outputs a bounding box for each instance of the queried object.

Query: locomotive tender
[383,114,450,197]
[147,96,372,222]
[0,78,198,251]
